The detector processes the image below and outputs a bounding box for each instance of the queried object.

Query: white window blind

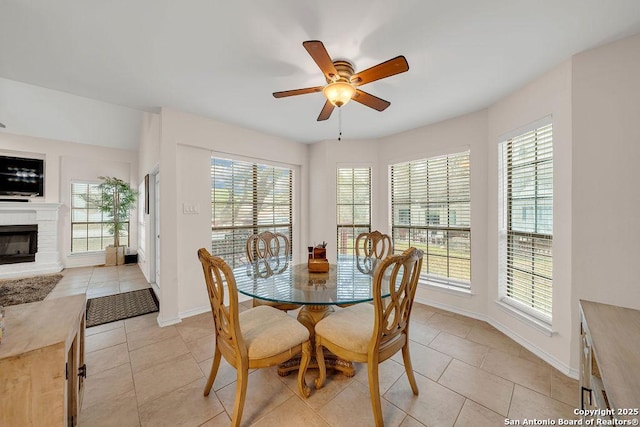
[336,167,371,256]
[390,150,471,288]
[499,123,553,321]
[71,182,129,252]
[210,157,292,268]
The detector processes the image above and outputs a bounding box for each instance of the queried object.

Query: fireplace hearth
[0,224,38,265]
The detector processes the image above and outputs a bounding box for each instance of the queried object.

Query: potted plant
[93,176,138,266]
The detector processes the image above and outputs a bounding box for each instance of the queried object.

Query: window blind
[500,123,553,320]
[390,150,471,287]
[210,157,292,268]
[336,167,371,256]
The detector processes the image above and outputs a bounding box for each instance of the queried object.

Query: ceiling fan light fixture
[323,81,356,107]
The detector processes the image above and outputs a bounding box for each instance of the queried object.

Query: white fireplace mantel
[0,202,63,279]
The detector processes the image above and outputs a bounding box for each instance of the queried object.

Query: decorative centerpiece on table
[308,242,329,273]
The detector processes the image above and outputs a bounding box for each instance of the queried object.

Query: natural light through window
[336,167,371,256]
[498,122,553,322]
[71,182,128,252]
[210,157,293,268]
[390,150,471,289]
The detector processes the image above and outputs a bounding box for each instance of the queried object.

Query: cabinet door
[67,334,79,427]
[67,315,86,427]
[78,315,86,408]
[580,322,594,409]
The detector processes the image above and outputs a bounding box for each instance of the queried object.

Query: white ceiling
[2,0,640,147]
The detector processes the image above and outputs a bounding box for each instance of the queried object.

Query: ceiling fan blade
[303,40,339,81]
[273,86,324,98]
[317,100,335,121]
[352,89,390,111]
[351,56,409,86]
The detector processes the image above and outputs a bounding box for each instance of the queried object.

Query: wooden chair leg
[401,342,419,395]
[368,362,384,427]
[298,341,312,397]
[231,363,249,427]
[204,346,222,396]
[314,339,327,390]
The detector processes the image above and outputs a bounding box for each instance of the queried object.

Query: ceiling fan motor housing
[326,60,355,84]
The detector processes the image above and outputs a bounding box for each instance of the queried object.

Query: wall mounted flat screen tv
[0,155,45,197]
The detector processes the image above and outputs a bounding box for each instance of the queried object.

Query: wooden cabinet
[0,295,86,427]
[580,300,640,421]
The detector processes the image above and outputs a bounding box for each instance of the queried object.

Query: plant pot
[105,245,126,266]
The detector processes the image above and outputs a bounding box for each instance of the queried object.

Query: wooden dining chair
[246,231,301,311]
[197,248,312,427]
[314,247,424,427]
[355,231,393,274]
[246,231,289,271]
[355,230,393,259]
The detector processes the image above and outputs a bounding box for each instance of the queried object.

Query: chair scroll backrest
[355,231,393,274]
[197,248,246,362]
[355,231,392,260]
[370,247,423,355]
[246,231,290,273]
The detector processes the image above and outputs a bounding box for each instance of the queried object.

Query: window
[336,167,371,256]
[211,157,292,268]
[390,150,471,288]
[71,182,129,252]
[499,122,553,322]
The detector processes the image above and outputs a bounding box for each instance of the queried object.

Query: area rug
[0,274,63,307]
[86,288,159,328]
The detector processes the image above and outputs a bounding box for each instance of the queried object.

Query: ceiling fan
[273,40,409,121]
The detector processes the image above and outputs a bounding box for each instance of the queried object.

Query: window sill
[494,299,554,336]
[68,251,105,258]
[420,279,473,297]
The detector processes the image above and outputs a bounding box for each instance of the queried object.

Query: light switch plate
[182,203,200,214]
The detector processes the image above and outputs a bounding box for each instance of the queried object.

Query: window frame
[498,119,553,325]
[210,155,294,268]
[389,149,471,290]
[70,180,130,253]
[336,166,372,257]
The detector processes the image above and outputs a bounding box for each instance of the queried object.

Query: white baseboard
[156,315,181,327]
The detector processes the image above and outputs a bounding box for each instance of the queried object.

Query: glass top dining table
[232,255,387,377]
[232,255,389,306]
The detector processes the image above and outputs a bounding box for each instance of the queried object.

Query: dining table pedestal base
[277,304,356,378]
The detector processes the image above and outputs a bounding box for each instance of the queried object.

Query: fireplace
[0,202,62,278]
[0,224,38,265]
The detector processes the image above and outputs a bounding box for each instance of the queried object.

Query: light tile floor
[59,265,580,427]
[46,263,151,301]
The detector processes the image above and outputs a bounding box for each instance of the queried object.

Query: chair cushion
[239,305,309,359]
[315,303,374,354]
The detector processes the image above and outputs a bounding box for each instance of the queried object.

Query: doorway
[149,170,160,295]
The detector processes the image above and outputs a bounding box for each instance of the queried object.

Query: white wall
[145,107,310,325]
[487,60,574,374]
[571,34,640,368]
[0,132,139,268]
[0,78,143,150]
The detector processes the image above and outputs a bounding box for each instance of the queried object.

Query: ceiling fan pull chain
[338,108,342,141]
